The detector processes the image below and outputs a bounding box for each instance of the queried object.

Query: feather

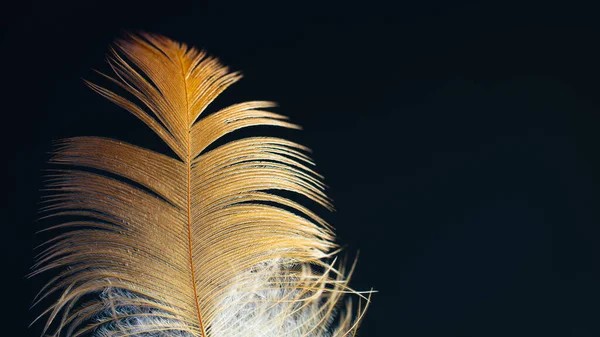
[31,33,370,337]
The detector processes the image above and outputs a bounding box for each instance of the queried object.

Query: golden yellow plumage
[32,33,370,337]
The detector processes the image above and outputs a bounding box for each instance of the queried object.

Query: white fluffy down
[94,260,338,337]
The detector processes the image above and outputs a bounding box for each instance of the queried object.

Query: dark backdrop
[4,1,600,336]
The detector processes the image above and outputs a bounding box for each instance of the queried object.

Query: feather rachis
[33,33,369,337]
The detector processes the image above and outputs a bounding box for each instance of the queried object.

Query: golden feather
[31,33,370,337]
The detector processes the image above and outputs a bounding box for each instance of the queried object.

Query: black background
[4,1,600,336]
